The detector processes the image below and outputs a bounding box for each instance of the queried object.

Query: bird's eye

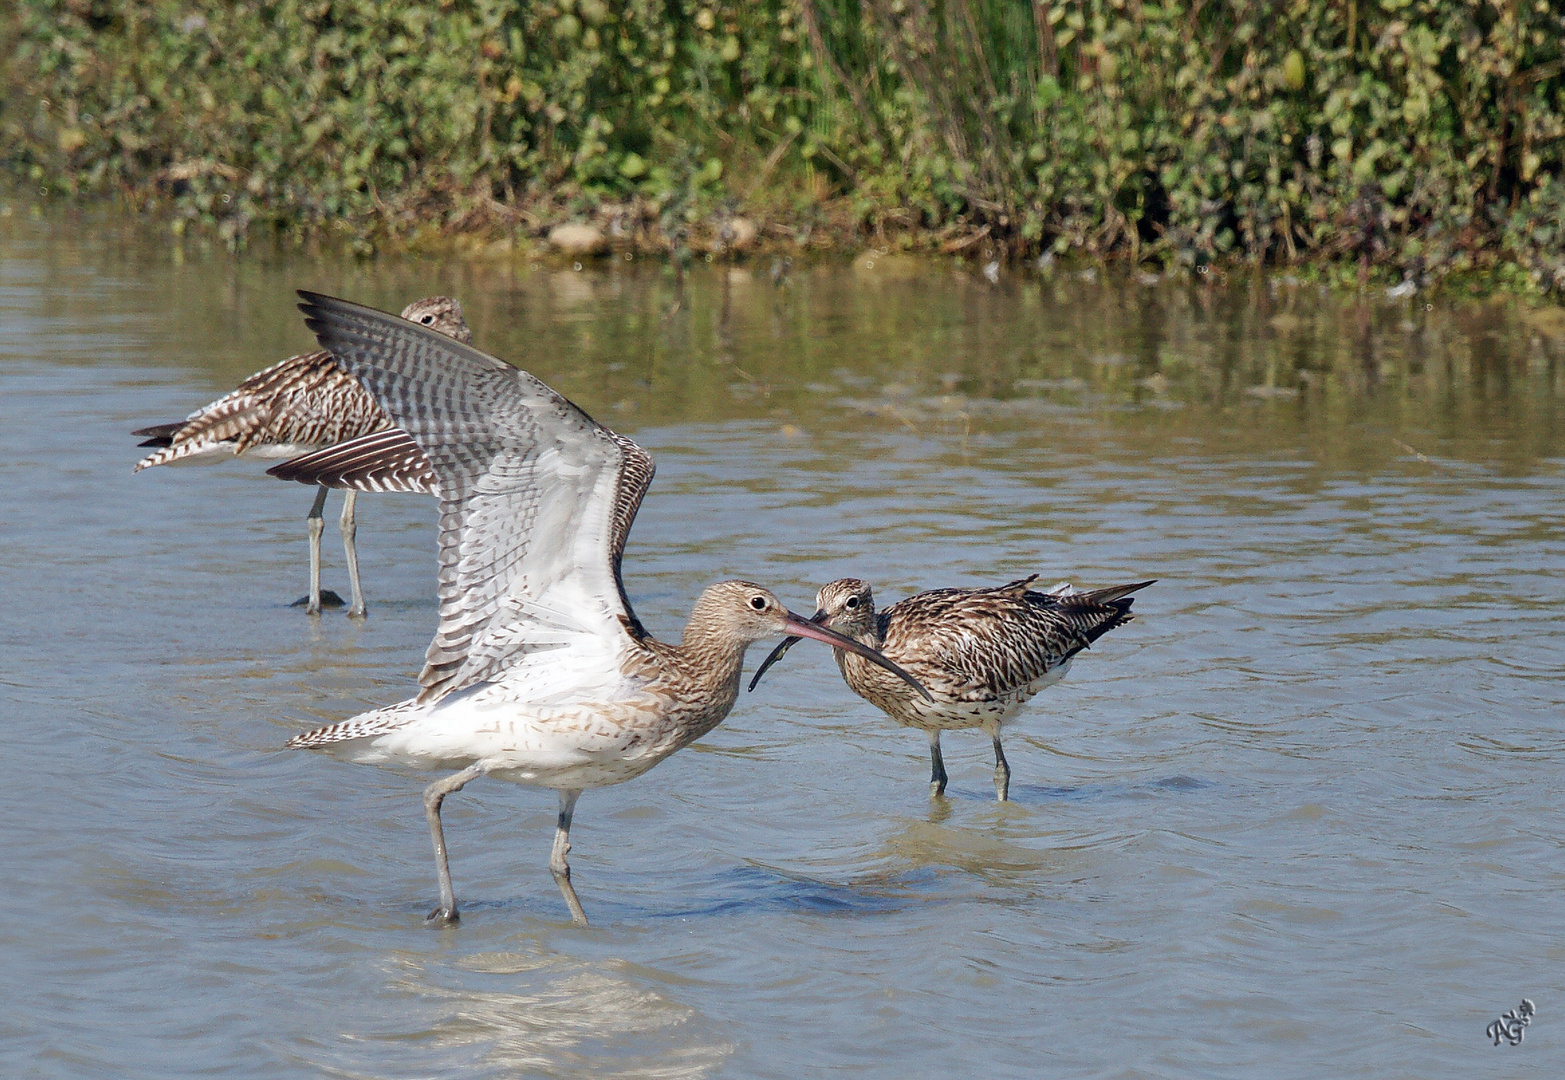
[749,596,767,610]
[420,314,435,325]
[844,596,860,609]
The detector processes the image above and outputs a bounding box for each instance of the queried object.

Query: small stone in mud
[720,217,758,251]
[547,223,607,256]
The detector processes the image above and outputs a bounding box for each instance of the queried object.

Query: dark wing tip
[295,287,337,314]
[295,288,517,379]
[1068,579,1157,606]
[265,458,310,484]
[294,288,327,321]
[295,289,359,344]
[132,421,182,446]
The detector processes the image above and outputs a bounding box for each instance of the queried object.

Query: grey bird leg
[992,735,1011,802]
[305,484,329,615]
[424,763,485,925]
[550,788,589,926]
[929,731,949,797]
[340,489,366,618]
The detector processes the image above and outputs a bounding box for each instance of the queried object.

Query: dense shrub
[4,1,1563,285]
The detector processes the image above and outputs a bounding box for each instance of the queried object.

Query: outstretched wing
[266,426,657,570]
[296,290,655,702]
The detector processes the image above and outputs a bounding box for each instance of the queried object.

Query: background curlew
[132,296,469,616]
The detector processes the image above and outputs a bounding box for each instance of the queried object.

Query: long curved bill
[752,611,934,704]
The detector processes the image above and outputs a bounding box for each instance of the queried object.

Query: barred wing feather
[296,290,654,702]
[267,427,438,493]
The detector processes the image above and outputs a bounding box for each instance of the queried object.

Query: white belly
[892,657,1074,732]
[323,685,684,791]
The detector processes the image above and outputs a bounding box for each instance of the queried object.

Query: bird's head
[691,580,929,701]
[811,577,877,637]
[400,296,472,344]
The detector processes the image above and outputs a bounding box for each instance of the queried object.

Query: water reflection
[359,947,734,1079]
[11,199,1563,460]
[3,198,1563,1078]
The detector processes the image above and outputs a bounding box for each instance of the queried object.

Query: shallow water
[2,200,1563,1078]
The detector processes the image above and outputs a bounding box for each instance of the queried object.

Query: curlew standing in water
[283,291,930,926]
[750,576,1152,800]
[132,296,470,616]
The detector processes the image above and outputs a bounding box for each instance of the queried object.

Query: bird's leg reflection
[424,762,485,925]
[550,788,589,926]
[925,794,955,825]
[305,484,328,615]
[928,731,949,797]
[340,489,366,618]
[991,734,1011,802]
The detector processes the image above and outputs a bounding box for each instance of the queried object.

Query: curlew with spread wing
[284,292,931,925]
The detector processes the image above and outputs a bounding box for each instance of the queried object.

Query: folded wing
[266,427,437,493]
[883,580,1151,699]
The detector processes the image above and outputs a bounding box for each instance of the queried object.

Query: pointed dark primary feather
[132,421,183,447]
[266,427,437,493]
[294,290,654,699]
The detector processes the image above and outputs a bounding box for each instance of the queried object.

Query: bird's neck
[634,617,751,719]
[833,613,888,680]
[679,618,749,675]
[836,612,886,650]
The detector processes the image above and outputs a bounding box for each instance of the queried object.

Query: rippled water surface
[3,202,1563,1078]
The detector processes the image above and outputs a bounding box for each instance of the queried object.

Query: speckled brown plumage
[133,297,470,471]
[134,347,382,467]
[132,296,470,615]
[751,575,1152,800]
[282,291,928,926]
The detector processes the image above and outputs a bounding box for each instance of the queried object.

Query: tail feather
[1052,580,1154,649]
[133,437,236,472]
[132,393,270,471]
[176,395,272,453]
[1061,580,1156,607]
[287,710,408,749]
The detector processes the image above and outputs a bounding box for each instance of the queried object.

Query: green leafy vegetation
[4,1,1563,291]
